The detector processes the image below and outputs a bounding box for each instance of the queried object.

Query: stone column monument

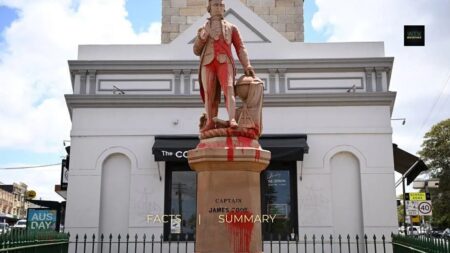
[187,1,271,252]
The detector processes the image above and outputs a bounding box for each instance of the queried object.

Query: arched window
[99,153,131,236]
[330,152,364,237]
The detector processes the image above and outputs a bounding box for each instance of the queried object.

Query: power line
[407,70,450,149]
[0,163,61,170]
[418,71,450,132]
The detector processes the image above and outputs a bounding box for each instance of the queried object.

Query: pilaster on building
[162,0,304,43]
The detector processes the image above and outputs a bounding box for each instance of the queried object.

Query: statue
[189,4,270,251]
[193,0,264,139]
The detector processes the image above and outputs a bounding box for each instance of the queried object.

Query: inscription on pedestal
[188,136,270,253]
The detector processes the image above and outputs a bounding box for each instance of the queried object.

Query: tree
[418,118,450,228]
[397,194,405,225]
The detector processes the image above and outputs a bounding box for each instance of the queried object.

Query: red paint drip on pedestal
[255,149,260,161]
[236,136,253,147]
[225,211,254,253]
[226,130,234,161]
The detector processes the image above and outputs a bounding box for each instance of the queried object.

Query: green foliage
[396,194,405,225]
[397,204,405,224]
[418,118,450,228]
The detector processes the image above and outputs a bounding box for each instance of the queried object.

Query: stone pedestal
[188,136,271,253]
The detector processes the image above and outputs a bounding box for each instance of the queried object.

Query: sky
[0,0,449,202]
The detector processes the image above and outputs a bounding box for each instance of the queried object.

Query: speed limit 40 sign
[418,201,432,216]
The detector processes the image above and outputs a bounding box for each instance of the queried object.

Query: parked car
[13,219,27,229]
[0,223,10,234]
[430,229,443,238]
[442,228,450,239]
[407,226,419,236]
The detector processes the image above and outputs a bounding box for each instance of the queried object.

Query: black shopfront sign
[152,135,309,162]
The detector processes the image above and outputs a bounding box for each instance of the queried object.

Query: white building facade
[64,0,398,251]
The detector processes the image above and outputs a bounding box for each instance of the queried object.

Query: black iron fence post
[373,234,377,253]
[347,234,351,253]
[176,234,180,253]
[329,235,333,253]
[83,234,87,253]
[143,234,147,253]
[312,234,316,253]
[356,235,359,253]
[304,234,307,253]
[159,234,163,253]
[168,234,172,253]
[117,234,121,253]
[125,234,129,253]
[278,233,281,253]
[100,234,104,253]
[92,234,95,253]
[184,234,188,253]
[108,234,112,253]
[321,235,324,253]
[270,233,273,253]
[364,234,368,253]
[75,234,79,253]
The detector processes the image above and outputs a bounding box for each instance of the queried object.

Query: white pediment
[170,0,289,46]
[219,9,268,43]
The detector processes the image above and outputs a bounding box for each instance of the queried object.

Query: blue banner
[26,209,57,230]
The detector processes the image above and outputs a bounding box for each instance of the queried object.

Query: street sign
[405,216,411,224]
[418,201,432,216]
[406,200,433,216]
[405,192,427,201]
[170,216,181,234]
[406,201,419,216]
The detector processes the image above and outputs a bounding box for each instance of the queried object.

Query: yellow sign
[409,192,426,201]
[411,215,420,223]
[26,190,36,199]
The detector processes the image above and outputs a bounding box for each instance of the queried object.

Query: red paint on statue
[226,211,254,253]
[253,123,260,136]
[197,141,227,149]
[236,136,253,147]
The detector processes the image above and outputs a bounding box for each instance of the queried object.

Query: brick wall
[161,0,304,43]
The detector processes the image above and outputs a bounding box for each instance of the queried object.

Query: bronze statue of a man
[193,0,255,132]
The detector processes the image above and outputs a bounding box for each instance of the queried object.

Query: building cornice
[68,57,394,73]
[65,92,396,118]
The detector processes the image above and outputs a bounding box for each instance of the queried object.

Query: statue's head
[207,0,225,17]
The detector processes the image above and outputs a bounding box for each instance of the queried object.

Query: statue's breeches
[201,58,235,121]
[201,58,233,99]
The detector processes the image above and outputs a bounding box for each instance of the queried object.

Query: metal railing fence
[0,229,69,253]
[6,231,447,253]
[67,233,392,253]
[392,234,450,253]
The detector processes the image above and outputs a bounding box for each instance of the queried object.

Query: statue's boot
[201,120,216,132]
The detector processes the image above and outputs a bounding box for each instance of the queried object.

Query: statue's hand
[245,66,256,77]
[197,28,209,41]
